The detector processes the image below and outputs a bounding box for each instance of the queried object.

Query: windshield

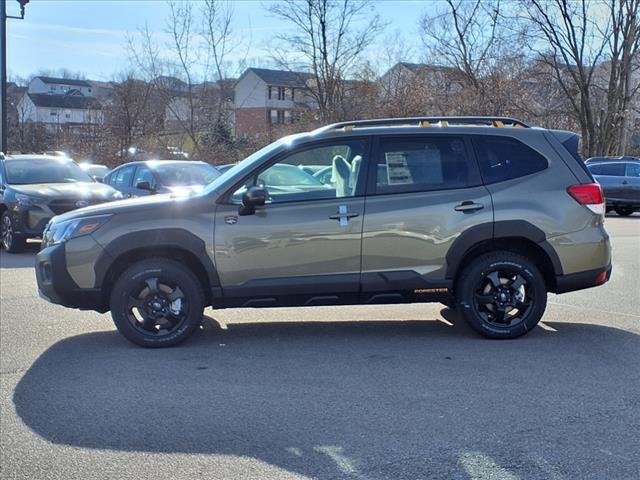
[152,163,220,186]
[5,158,94,185]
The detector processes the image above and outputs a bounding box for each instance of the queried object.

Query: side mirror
[135,181,155,193]
[239,186,267,216]
[92,175,103,183]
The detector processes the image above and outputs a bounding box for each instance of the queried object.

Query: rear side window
[473,137,548,184]
[625,162,640,178]
[589,163,625,176]
[375,136,473,194]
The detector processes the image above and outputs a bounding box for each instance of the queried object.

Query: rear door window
[374,136,475,194]
[625,162,640,178]
[596,163,625,176]
[472,136,548,184]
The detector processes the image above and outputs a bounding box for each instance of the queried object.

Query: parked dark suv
[585,157,640,216]
[35,117,611,347]
[0,154,122,252]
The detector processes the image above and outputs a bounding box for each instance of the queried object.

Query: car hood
[11,182,118,200]
[50,189,219,223]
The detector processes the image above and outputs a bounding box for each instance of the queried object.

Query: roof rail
[314,116,531,133]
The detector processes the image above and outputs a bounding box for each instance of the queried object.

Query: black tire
[614,207,634,216]
[1,211,26,253]
[456,252,547,339]
[110,258,205,348]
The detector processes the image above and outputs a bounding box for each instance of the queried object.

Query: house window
[269,109,286,124]
[291,88,295,101]
[268,86,272,100]
[278,87,285,100]
[50,110,58,116]
[88,88,92,93]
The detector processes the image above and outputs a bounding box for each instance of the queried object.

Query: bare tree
[524,0,640,156]
[268,0,386,123]
[126,0,239,161]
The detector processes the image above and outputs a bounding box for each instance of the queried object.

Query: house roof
[27,93,102,110]
[34,76,93,88]
[245,68,313,87]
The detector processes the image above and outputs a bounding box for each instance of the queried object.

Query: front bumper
[35,243,106,312]
[555,263,612,294]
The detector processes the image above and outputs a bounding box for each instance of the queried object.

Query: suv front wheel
[110,258,205,347]
[1,211,26,253]
[456,252,547,339]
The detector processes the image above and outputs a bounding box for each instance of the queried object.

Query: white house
[28,76,96,97]
[17,93,103,131]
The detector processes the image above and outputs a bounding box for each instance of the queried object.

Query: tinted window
[133,166,156,188]
[375,136,471,194]
[473,137,548,184]
[231,140,366,203]
[110,165,136,187]
[4,158,93,184]
[589,163,625,176]
[625,162,640,178]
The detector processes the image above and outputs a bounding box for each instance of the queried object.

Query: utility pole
[1,0,7,153]
[1,0,29,153]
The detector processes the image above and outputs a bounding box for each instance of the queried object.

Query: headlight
[15,193,46,208]
[45,214,112,246]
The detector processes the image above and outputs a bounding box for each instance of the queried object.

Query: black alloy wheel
[110,259,205,347]
[472,269,533,328]
[456,252,547,339]
[127,277,188,337]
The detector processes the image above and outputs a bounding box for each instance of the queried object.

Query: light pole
[1,0,29,153]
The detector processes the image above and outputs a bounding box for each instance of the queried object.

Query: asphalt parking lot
[1,215,639,480]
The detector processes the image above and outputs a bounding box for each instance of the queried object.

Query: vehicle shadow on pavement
[0,242,40,269]
[13,316,640,479]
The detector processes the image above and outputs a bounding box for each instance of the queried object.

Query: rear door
[594,163,626,203]
[361,135,492,302]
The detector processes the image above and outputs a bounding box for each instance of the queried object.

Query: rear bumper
[35,243,106,312]
[554,264,612,294]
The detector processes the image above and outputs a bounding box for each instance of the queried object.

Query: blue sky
[6,0,434,82]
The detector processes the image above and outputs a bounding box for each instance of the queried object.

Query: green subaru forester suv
[35,117,612,347]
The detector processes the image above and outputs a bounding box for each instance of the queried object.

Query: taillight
[567,183,605,215]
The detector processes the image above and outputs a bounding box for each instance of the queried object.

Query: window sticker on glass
[385,152,413,184]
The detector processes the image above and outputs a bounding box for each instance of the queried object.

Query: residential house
[17,93,103,132]
[234,68,314,138]
[28,76,96,97]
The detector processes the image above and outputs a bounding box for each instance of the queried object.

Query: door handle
[622,180,629,185]
[454,201,484,212]
[329,205,359,225]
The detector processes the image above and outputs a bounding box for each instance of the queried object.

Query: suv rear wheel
[456,252,547,339]
[614,207,635,216]
[1,211,26,253]
[110,258,205,347]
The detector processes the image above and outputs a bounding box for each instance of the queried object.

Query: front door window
[231,140,366,204]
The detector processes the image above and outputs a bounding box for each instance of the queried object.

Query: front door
[214,139,369,307]
[361,135,493,302]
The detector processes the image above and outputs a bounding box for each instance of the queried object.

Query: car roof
[110,160,209,169]
[587,158,640,165]
[4,154,75,162]
[586,156,640,163]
